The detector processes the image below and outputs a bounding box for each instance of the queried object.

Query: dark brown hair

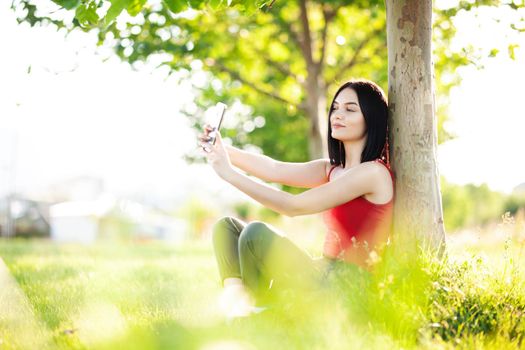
[327,78,389,168]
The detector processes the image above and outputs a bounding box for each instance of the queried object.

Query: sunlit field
[0,213,524,350]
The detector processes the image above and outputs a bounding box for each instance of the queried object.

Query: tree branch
[273,10,307,65]
[318,4,339,70]
[252,46,299,81]
[298,0,313,66]
[326,27,384,87]
[214,60,306,111]
[326,43,385,92]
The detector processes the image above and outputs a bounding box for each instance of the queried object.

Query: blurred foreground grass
[0,219,524,350]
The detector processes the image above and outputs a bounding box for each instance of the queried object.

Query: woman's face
[330,87,367,142]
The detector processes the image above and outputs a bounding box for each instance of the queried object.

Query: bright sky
[435,3,525,194]
[0,1,524,207]
[0,2,238,207]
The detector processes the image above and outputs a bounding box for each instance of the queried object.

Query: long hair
[327,78,390,168]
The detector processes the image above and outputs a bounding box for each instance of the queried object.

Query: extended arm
[226,145,329,188]
[200,125,329,188]
[226,144,279,182]
[223,161,382,217]
[224,167,296,216]
[201,131,384,217]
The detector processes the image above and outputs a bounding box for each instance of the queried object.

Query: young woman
[198,78,394,318]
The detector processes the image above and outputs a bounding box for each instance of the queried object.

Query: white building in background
[49,193,188,244]
[49,195,115,243]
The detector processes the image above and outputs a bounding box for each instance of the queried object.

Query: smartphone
[208,102,227,145]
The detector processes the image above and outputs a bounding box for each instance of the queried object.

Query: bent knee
[239,221,272,245]
[213,216,235,228]
[212,216,237,240]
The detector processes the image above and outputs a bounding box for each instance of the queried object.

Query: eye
[331,106,357,113]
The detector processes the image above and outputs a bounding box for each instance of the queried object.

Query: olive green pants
[212,216,367,303]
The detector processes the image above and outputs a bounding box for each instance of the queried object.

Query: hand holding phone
[207,102,227,145]
[200,102,227,152]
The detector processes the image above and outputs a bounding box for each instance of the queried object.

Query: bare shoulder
[361,160,394,202]
[369,159,390,173]
[360,160,391,182]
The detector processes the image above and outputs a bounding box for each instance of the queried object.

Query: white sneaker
[217,285,265,319]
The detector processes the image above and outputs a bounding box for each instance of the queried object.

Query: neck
[341,137,367,169]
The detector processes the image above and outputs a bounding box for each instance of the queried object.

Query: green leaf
[127,0,147,16]
[488,48,499,57]
[208,0,223,10]
[508,44,519,60]
[104,0,128,26]
[51,0,81,10]
[75,0,99,28]
[188,0,205,10]
[163,0,188,14]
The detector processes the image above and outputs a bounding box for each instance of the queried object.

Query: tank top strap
[327,164,337,181]
[374,158,392,171]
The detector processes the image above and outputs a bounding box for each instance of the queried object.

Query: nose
[332,113,343,122]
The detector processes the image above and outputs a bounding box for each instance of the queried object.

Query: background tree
[10,0,524,253]
[12,0,522,165]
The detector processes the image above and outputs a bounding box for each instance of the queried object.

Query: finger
[201,140,216,153]
[214,131,222,144]
[202,144,212,153]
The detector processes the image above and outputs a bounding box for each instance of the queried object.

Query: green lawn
[0,234,524,350]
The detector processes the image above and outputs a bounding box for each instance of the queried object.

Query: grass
[0,219,524,350]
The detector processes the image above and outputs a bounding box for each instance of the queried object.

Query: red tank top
[322,158,395,267]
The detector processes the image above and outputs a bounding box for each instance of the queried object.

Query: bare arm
[222,161,382,217]
[200,126,330,188]
[223,167,296,216]
[226,145,330,188]
[201,131,385,218]
[226,144,278,182]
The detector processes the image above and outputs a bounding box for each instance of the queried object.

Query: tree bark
[304,71,328,159]
[297,0,325,159]
[385,0,447,259]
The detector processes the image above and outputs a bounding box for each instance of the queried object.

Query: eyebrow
[333,101,359,106]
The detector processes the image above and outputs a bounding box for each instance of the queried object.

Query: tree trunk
[317,77,328,159]
[304,69,328,159]
[385,0,447,259]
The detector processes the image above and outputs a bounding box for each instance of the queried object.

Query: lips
[332,123,345,128]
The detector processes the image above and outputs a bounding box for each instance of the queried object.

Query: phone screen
[208,102,227,145]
